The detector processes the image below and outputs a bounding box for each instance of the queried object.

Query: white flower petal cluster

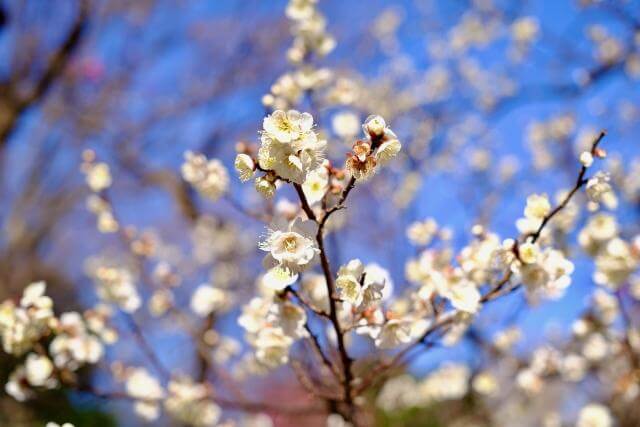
[262,266,299,292]
[285,0,336,63]
[262,69,331,110]
[260,217,320,273]
[517,193,550,234]
[258,110,325,184]
[375,318,413,349]
[126,367,165,421]
[407,218,438,246]
[300,273,330,313]
[593,238,638,289]
[50,311,105,371]
[0,281,53,355]
[164,378,220,427]
[576,403,613,427]
[234,153,255,182]
[578,212,639,290]
[238,295,308,369]
[302,164,329,205]
[181,151,229,201]
[579,213,618,255]
[332,111,360,139]
[405,247,482,315]
[514,246,574,300]
[586,171,617,209]
[336,260,387,311]
[1,284,110,402]
[86,194,119,233]
[85,162,112,192]
[91,265,141,313]
[190,284,230,317]
[376,363,470,411]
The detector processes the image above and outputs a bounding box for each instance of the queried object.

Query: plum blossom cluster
[257,110,326,185]
[263,0,335,110]
[238,293,308,369]
[181,151,230,201]
[1,282,111,402]
[82,150,119,233]
[124,369,221,426]
[376,363,471,411]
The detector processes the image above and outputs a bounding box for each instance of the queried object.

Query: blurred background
[0,0,639,425]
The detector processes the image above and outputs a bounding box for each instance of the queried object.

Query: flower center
[283,236,298,252]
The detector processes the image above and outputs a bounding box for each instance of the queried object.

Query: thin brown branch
[529,130,607,243]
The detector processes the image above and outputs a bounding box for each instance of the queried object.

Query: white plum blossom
[270,299,308,340]
[254,327,295,368]
[259,110,326,184]
[302,165,329,205]
[407,218,438,246]
[593,238,638,289]
[181,151,229,201]
[524,193,551,221]
[440,272,481,314]
[91,266,141,313]
[0,281,54,356]
[50,311,104,370]
[517,248,574,300]
[85,162,112,192]
[5,366,34,401]
[586,172,617,208]
[336,259,365,306]
[576,403,613,427]
[375,318,413,349]
[260,217,320,273]
[190,284,228,317]
[234,153,255,182]
[126,367,165,421]
[262,266,299,292]
[24,353,55,387]
[164,378,221,427]
[332,111,360,139]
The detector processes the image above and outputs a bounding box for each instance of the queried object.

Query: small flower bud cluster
[345,115,401,180]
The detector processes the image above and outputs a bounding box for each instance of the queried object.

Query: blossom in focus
[234,153,255,182]
[259,110,325,184]
[302,165,329,205]
[260,217,320,273]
